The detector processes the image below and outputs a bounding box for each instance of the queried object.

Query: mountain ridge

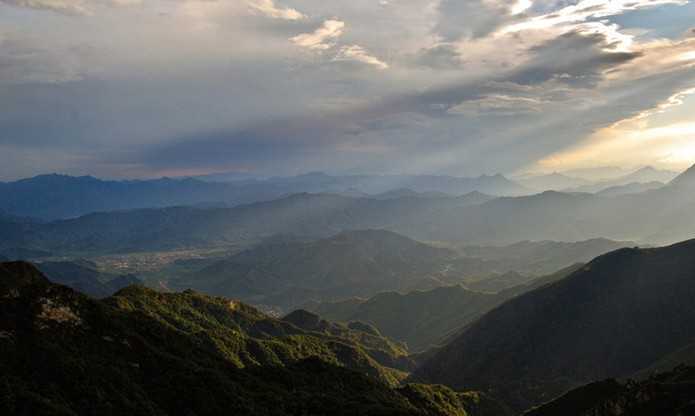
[173,229,461,311]
[0,261,508,415]
[414,238,695,411]
[0,172,528,220]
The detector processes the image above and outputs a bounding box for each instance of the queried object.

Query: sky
[1,0,694,180]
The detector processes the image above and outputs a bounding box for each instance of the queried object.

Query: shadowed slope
[414,239,695,411]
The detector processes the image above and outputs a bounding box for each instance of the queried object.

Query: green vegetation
[172,229,462,311]
[0,261,504,416]
[309,286,503,352]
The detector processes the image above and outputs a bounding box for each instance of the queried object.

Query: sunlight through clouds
[1,0,694,178]
[535,89,695,172]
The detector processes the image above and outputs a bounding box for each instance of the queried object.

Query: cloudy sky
[1,0,694,180]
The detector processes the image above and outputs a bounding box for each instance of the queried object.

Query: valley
[2,165,695,415]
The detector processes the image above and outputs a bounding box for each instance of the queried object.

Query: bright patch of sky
[611,1,695,40]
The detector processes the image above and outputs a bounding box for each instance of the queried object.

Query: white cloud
[291,19,345,50]
[1,0,91,15]
[110,0,141,6]
[0,0,147,15]
[247,0,304,20]
[511,0,533,15]
[1,0,694,178]
[449,94,544,115]
[334,45,389,69]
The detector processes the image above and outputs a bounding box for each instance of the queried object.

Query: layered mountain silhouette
[0,261,513,416]
[517,172,590,191]
[0,190,503,253]
[595,181,664,197]
[171,230,621,312]
[1,177,673,255]
[371,188,457,200]
[0,172,527,220]
[464,271,535,293]
[307,264,582,352]
[308,286,504,353]
[457,239,631,277]
[565,166,678,193]
[173,230,462,310]
[414,238,695,412]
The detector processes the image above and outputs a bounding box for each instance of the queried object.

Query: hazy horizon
[0,163,688,183]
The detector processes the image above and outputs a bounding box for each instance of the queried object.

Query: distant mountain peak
[18,173,100,184]
[670,163,695,187]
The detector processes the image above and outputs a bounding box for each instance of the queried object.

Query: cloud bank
[0,0,694,179]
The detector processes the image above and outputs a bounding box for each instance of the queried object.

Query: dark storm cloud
[509,30,642,86]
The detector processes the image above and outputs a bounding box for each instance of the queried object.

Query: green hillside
[0,261,508,416]
[173,229,460,310]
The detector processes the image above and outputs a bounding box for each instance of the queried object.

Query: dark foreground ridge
[0,261,510,416]
[524,365,695,416]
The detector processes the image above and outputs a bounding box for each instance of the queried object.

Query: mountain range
[456,238,633,277]
[172,230,462,310]
[516,172,591,191]
[169,230,631,313]
[4,227,695,414]
[564,166,678,194]
[1,164,693,254]
[0,172,528,220]
[0,192,495,253]
[305,264,580,352]
[414,238,695,412]
[594,181,665,197]
[518,166,677,193]
[0,261,514,416]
